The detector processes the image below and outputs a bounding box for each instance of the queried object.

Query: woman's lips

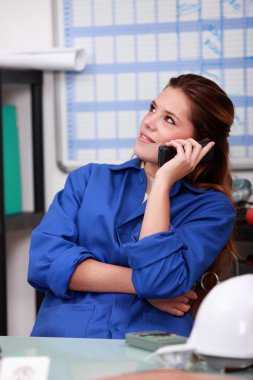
[138,133,155,143]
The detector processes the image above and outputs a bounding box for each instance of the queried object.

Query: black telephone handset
[158,140,214,167]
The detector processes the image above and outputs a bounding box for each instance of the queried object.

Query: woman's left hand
[147,290,197,317]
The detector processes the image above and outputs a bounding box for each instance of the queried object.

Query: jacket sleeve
[122,202,235,299]
[27,164,96,300]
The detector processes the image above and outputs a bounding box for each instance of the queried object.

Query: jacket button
[138,176,144,184]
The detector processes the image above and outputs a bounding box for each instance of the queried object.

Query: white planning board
[54,0,253,172]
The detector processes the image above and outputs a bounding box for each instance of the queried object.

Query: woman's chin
[133,145,158,164]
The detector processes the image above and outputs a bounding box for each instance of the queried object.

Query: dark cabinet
[0,69,45,335]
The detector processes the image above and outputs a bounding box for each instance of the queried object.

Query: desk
[0,336,156,380]
[0,336,252,380]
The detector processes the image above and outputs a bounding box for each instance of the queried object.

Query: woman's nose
[144,115,157,130]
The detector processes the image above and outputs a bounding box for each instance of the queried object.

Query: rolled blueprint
[0,48,87,72]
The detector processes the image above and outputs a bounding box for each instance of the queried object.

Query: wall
[0,0,252,335]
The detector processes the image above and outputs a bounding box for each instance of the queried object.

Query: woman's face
[134,86,195,164]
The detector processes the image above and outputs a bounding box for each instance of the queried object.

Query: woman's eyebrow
[152,100,180,121]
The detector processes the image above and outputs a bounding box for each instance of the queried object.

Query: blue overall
[28,158,235,338]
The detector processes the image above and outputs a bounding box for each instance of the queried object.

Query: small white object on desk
[0,356,50,380]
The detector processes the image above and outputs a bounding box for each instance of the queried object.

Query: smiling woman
[28,74,236,339]
[134,86,196,169]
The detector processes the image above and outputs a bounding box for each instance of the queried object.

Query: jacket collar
[181,179,212,194]
[109,157,142,171]
[109,158,210,195]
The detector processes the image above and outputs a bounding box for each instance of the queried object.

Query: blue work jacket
[28,158,235,339]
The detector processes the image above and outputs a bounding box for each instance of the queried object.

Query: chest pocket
[31,303,95,338]
[116,218,142,245]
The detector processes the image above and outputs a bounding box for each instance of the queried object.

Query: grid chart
[56,0,253,171]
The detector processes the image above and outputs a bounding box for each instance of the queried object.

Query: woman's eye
[165,116,174,124]
[149,104,156,113]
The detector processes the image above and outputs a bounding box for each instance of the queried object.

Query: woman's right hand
[147,290,197,317]
[155,139,215,188]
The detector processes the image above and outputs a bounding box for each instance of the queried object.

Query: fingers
[164,299,191,313]
[187,138,215,164]
[164,139,199,169]
[169,303,191,316]
[165,139,201,163]
[170,290,197,315]
[198,141,215,161]
[177,302,191,313]
[147,291,198,317]
[177,291,197,309]
[184,289,198,300]
[165,138,214,166]
[165,140,185,156]
[169,308,185,317]
[177,295,189,304]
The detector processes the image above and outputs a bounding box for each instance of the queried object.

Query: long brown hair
[165,74,237,315]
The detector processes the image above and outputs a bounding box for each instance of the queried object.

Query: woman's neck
[143,161,158,178]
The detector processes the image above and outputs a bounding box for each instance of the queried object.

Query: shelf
[0,69,45,335]
[234,223,253,241]
[5,212,44,232]
[238,261,253,274]
[1,69,42,85]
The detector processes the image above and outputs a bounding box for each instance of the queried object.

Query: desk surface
[0,336,252,380]
[0,336,156,380]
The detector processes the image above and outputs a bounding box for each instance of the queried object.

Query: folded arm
[69,258,196,316]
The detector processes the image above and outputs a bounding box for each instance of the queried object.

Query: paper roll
[0,48,87,72]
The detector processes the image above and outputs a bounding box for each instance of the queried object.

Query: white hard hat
[150,274,253,370]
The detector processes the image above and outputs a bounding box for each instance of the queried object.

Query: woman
[28,74,236,338]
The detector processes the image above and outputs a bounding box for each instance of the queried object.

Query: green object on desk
[125,331,187,351]
[2,105,22,215]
